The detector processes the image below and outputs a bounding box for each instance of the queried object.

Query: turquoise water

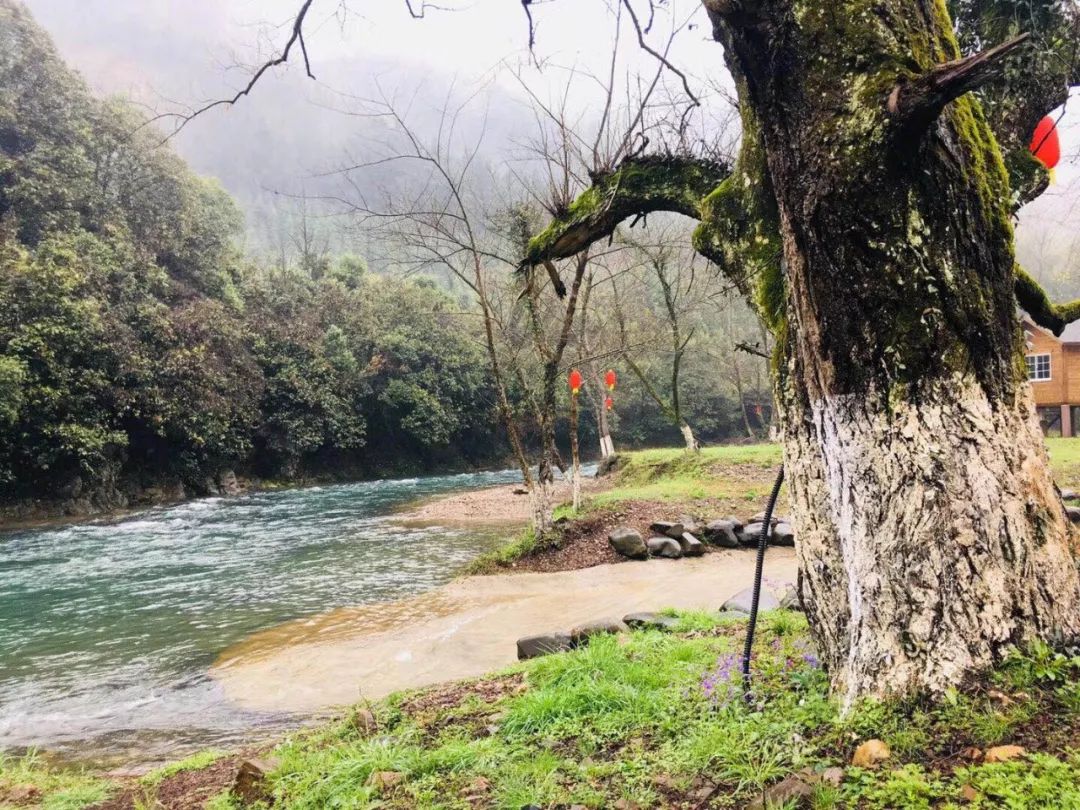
[0,468,533,762]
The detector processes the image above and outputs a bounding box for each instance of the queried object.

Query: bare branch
[621,0,700,115]
[887,33,1032,128]
[735,340,770,359]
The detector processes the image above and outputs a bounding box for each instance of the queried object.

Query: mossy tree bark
[528,0,1080,703]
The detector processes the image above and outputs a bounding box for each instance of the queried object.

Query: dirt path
[397,477,606,527]
[211,549,798,714]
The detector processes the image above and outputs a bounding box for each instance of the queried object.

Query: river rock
[703,519,740,548]
[984,744,1026,763]
[771,522,796,546]
[623,612,680,630]
[232,758,277,804]
[608,527,648,559]
[678,532,705,557]
[219,469,242,496]
[751,511,780,526]
[650,521,685,539]
[678,514,704,535]
[647,536,682,558]
[517,632,573,660]
[1062,489,1079,501]
[571,618,630,645]
[779,585,802,611]
[747,773,815,810]
[1067,506,1080,524]
[348,707,378,736]
[851,739,891,769]
[739,521,771,546]
[721,586,779,614]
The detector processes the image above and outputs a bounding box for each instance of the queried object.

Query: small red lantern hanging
[605,369,617,391]
[605,396,614,411]
[1030,115,1061,171]
[569,369,583,395]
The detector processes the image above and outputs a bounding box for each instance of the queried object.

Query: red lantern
[605,396,614,411]
[569,369,582,395]
[1030,115,1061,170]
[605,369,617,391]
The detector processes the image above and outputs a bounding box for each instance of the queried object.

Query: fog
[22,0,1080,291]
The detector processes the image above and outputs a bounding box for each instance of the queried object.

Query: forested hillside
[0,2,770,515]
[0,2,506,510]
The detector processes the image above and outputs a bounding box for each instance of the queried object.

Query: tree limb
[522,154,729,266]
[887,33,1032,128]
[734,340,770,359]
[542,260,568,299]
[1015,265,1080,337]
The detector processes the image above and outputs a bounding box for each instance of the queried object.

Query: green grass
[13,614,1080,809]
[1046,436,1080,487]
[590,444,781,505]
[256,613,1079,809]
[0,751,112,809]
[140,748,226,787]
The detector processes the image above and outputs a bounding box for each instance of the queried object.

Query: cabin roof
[1022,316,1080,345]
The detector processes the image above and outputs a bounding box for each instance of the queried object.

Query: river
[0,468,539,764]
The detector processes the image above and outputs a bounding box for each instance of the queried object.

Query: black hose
[742,465,785,701]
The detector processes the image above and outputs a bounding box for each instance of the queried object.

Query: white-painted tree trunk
[680,423,699,453]
[529,480,554,535]
[600,434,615,458]
[786,374,1080,710]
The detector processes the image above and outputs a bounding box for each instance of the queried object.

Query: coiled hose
[742,466,785,701]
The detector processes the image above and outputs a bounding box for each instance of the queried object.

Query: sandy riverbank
[211,548,798,714]
[397,476,606,527]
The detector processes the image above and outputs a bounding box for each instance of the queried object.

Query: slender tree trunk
[570,388,581,511]
[708,0,1080,703]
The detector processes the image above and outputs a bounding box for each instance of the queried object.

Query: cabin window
[1026,353,1051,381]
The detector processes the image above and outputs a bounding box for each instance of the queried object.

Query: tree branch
[621,0,700,113]
[887,33,1032,128]
[1015,265,1080,337]
[522,154,729,267]
[734,340,770,359]
[148,0,317,138]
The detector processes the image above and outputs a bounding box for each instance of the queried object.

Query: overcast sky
[20,0,1080,272]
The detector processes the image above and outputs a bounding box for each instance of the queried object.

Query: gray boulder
[647,536,682,558]
[778,585,802,611]
[517,632,572,660]
[678,532,705,557]
[703,519,740,548]
[623,612,680,630]
[678,514,704,535]
[721,586,780,615]
[771,522,796,546]
[570,618,629,645]
[650,521,685,539]
[1068,506,1080,524]
[1062,489,1079,501]
[751,511,780,526]
[609,527,648,560]
[739,521,771,546]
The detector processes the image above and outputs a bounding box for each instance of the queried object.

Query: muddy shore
[211,549,799,714]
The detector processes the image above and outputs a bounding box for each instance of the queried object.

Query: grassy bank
[6,611,1078,808]
[5,440,1080,809]
[469,439,1080,574]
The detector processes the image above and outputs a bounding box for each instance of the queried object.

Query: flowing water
[0,468,539,763]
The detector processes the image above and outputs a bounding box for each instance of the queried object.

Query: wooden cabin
[1023,318,1080,437]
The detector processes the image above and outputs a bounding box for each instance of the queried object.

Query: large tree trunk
[788,377,1079,708]
[707,0,1080,703]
